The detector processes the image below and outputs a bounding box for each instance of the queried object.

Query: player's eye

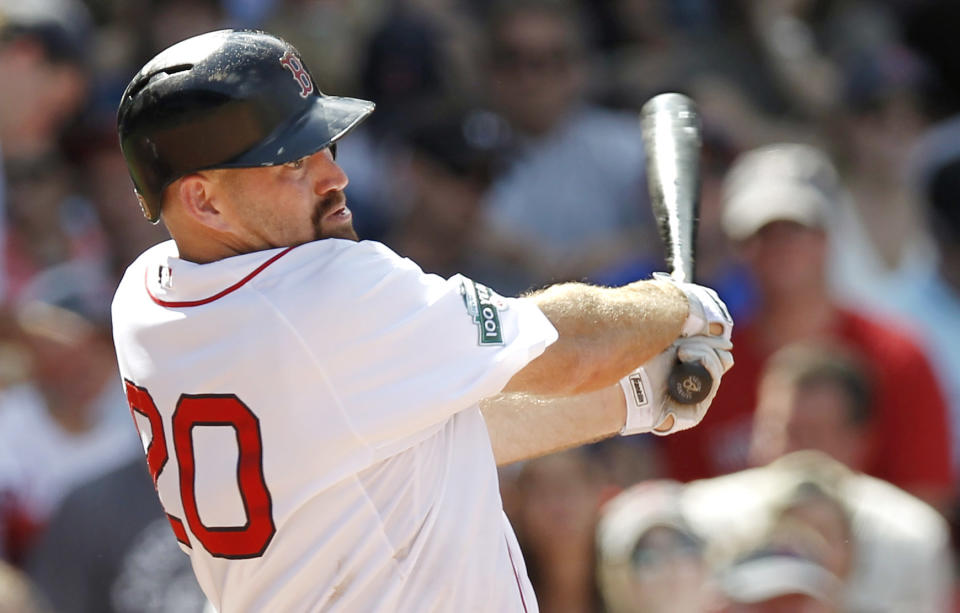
[285,157,306,170]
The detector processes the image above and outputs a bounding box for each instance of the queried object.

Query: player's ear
[174,173,231,232]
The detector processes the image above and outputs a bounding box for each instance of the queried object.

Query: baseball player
[112,30,733,612]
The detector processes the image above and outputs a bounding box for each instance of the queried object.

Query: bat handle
[667,360,713,404]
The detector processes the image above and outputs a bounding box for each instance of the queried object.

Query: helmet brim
[222,95,375,168]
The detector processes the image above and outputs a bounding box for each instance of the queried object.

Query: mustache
[313,190,347,225]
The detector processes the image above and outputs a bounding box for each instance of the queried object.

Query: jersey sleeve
[272,241,558,455]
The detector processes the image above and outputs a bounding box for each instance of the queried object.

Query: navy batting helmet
[117,29,374,223]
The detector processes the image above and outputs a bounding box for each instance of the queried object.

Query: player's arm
[502,277,727,396]
[481,386,626,465]
[485,335,733,465]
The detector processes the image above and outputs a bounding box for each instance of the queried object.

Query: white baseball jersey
[111,238,558,613]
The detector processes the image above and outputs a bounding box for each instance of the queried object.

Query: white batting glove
[653,273,733,341]
[619,335,734,436]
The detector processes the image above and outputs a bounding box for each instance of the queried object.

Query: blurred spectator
[0,559,50,613]
[0,0,93,301]
[333,7,453,242]
[902,1,960,118]
[0,264,141,562]
[26,459,207,613]
[475,0,655,294]
[744,0,850,118]
[742,1,940,307]
[66,122,169,277]
[4,154,111,300]
[596,480,714,613]
[147,0,224,53]
[388,107,506,280]
[1,0,960,609]
[263,0,387,97]
[766,480,854,585]
[658,143,955,514]
[828,43,937,301]
[592,0,788,126]
[0,0,90,159]
[875,114,960,470]
[683,452,954,613]
[716,547,842,613]
[504,449,606,613]
[750,342,873,471]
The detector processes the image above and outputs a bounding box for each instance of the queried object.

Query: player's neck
[164,199,262,264]
[174,241,238,264]
[169,225,251,264]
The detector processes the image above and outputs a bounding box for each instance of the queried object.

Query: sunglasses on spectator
[630,527,703,570]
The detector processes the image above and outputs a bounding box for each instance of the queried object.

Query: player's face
[212,148,357,250]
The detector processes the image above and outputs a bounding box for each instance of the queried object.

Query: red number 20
[124,381,276,559]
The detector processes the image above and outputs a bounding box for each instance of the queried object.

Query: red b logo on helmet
[280,51,314,98]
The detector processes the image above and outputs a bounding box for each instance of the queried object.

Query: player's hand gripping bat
[640,93,712,405]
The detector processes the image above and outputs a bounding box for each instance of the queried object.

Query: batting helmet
[117,29,375,223]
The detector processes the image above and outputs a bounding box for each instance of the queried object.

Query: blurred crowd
[1,0,960,611]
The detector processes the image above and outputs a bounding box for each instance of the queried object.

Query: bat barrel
[640,93,702,284]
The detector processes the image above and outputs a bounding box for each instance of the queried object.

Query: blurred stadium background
[2,0,960,611]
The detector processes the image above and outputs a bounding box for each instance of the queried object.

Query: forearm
[481,385,626,466]
[502,280,687,396]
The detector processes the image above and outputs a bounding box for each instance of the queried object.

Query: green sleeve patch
[460,279,508,345]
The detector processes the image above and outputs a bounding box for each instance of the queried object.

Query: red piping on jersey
[146,247,297,307]
[505,535,529,613]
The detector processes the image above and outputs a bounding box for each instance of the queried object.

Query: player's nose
[309,148,349,194]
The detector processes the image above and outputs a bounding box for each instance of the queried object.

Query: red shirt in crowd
[659,308,954,494]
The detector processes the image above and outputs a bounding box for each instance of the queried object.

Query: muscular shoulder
[274,239,411,276]
[244,240,471,342]
[247,239,424,299]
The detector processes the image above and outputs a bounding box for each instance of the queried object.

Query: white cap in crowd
[719,549,843,606]
[721,143,840,241]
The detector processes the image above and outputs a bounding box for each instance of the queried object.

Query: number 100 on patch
[460,279,507,345]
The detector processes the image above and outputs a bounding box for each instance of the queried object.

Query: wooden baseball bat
[640,93,712,404]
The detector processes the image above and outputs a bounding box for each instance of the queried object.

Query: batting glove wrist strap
[653,273,733,340]
[619,366,659,435]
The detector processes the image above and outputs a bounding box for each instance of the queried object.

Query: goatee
[313,190,358,241]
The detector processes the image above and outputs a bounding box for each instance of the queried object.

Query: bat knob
[667,360,713,404]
